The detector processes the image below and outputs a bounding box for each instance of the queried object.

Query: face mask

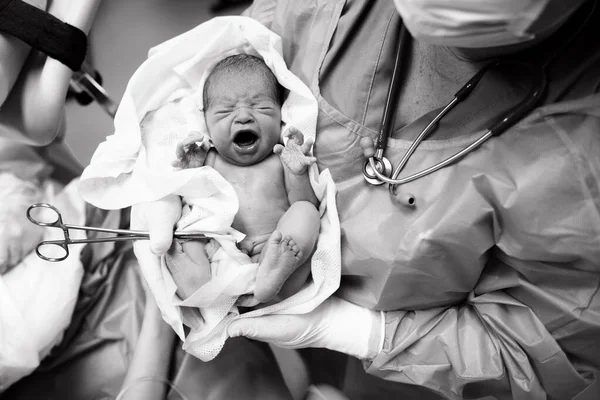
[392,0,552,48]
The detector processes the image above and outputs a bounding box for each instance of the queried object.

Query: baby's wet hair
[203,54,283,110]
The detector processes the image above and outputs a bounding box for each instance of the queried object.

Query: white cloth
[79,16,341,361]
[0,179,85,391]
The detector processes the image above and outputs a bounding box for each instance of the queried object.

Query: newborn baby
[169,54,320,303]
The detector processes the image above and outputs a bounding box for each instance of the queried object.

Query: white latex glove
[130,194,182,256]
[227,296,384,360]
[0,174,44,274]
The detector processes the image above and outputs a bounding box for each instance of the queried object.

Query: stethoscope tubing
[361,0,600,197]
[364,56,548,192]
[374,22,409,160]
[366,129,493,188]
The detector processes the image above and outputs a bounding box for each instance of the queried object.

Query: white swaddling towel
[79,16,341,361]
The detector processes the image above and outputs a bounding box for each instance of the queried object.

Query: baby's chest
[215,157,289,205]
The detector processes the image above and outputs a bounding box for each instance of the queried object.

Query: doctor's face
[204,71,282,166]
[392,0,587,59]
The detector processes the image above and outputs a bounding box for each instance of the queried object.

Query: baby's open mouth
[233,130,259,148]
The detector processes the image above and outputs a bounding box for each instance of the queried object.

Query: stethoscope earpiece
[390,184,416,208]
[397,192,416,208]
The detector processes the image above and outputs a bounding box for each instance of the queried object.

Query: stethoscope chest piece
[363,157,392,186]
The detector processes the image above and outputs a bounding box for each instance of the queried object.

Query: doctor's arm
[229,172,600,400]
[366,294,587,400]
[228,289,584,400]
[365,155,600,400]
[229,117,600,400]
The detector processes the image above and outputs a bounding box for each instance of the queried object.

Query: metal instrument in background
[69,61,118,118]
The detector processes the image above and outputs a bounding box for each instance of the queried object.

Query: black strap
[0,0,87,71]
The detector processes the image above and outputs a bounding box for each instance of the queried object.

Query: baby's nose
[234,108,254,124]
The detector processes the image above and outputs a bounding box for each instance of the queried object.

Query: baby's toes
[290,240,300,255]
[283,236,301,256]
[281,235,293,247]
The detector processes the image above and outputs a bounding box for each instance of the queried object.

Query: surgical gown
[245,1,600,399]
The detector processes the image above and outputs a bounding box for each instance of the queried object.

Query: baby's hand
[273,127,317,175]
[172,132,212,169]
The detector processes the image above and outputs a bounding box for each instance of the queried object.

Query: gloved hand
[0,174,44,274]
[227,296,384,360]
[130,194,183,256]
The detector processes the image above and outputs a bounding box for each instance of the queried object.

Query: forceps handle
[35,234,207,262]
[28,203,207,240]
[34,235,150,262]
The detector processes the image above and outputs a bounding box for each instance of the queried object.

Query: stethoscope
[360,17,576,207]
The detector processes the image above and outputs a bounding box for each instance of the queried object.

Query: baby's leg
[256,201,320,302]
[165,240,212,300]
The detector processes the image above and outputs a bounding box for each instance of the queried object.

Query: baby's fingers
[175,142,186,159]
[304,156,317,165]
[273,144,284,155]
[171,159,183,169]
[284,127,304,145]
[300,137,314,155]
[181,132,206,146]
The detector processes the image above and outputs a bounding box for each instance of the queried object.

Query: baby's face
[204,72,281,166]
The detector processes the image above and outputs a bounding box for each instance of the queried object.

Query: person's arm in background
[0,0,102,146]
[118,291,176,400]
[0,0,104,271]
[0,0,47,108]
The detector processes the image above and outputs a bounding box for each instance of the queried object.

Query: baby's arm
[273,127,319,206]
[172,132,212,169]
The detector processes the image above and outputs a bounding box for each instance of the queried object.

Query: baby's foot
[257,231,303,299]
[273,127,317,174]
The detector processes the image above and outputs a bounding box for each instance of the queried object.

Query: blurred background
[65,0,249,165]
